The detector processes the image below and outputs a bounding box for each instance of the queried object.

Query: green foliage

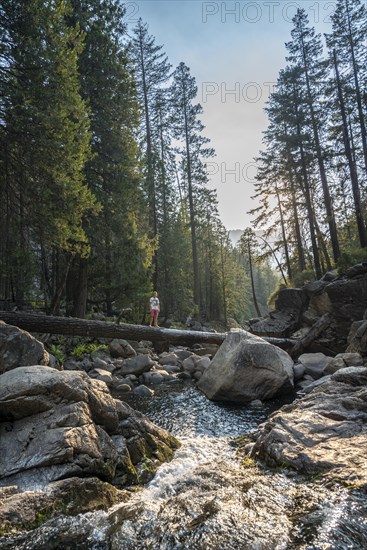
[267,281,288,309]
[71,343,108,358]
[291,270,316,288]
[47,345,65,365]
[337,248,367,275]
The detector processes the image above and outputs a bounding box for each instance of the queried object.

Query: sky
[126,0,335,230]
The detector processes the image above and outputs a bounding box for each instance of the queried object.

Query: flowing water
[2,383,367,549]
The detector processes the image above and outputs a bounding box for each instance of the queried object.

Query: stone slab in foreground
[248,367,367,489]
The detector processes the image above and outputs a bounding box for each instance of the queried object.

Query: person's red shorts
[151,310,158,318]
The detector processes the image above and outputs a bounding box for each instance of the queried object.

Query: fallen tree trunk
[0,312,297,350]
[290,313,333,359]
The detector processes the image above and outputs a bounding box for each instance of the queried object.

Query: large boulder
[197,331,294,403]
[248,367,367,489]
[0,366,179,490]
[0,322,49,374]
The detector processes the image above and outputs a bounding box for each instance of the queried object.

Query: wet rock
[109,339,136,359]
[250,367,367,488]
[119,355,154,376]
[198,331,294,403]
[298,352,330,380]
[0,477,126,530]
[0,366,179,491]
[0,322,49,375]
[133,385,154,397]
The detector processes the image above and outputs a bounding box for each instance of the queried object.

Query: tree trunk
[275,182,292,280]
[248,241,262,317]
[183,98,200,309]
[296,111,322,278]
[0,311,298,350]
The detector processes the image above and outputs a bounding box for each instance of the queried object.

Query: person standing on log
[149,291,160,327]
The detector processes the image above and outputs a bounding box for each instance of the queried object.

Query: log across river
[0,311,297,351]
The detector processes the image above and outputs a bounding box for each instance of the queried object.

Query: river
[2,382,367,549]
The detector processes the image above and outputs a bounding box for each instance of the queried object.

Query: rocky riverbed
[1,268,367,548]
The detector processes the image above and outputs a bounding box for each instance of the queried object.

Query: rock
[92,356,110,370]
[195,356,211,372]
[293,363,306,382]
[324,352,364,375]
[63,358,81,371]
[0,366,179,490]
[0,322,49,375]
[176,371,192,380]
[133,385,154,397]
[197,331,294,404]
[0,477,126,530]
[297,375,331,395]
[159,352,178,366]
[89,368,113,385]
[346,263,367,278]
[90,348,110,362]
[112,383,131,395]
[250,288,309,338]
[347,320,367,356]
[182,354,201,373]
[332,366,367,385]
[249,367,367,489]
[193,344,219,357]
[119,355,154,376]
[193,371,202,380]
[141,369,175,386]
[47,353,62,370]
[175,349,193,362]
[161,364,181,374]
[298,352,330,380]
[109,339,136,359]
[302,292,333,325]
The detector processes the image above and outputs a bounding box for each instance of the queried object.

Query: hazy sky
[127,1,335,230]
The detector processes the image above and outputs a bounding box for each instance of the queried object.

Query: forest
[0,0,366,325]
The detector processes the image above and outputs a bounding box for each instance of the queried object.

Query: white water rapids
[3,384,367,549]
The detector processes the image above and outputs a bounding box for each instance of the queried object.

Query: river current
[3,383,367,549]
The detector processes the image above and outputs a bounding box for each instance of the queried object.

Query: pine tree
[286,8,340,263]
[68,0,153,317]
[170,62,214,311]
[131,19,171,287]
[0,0,96,308]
